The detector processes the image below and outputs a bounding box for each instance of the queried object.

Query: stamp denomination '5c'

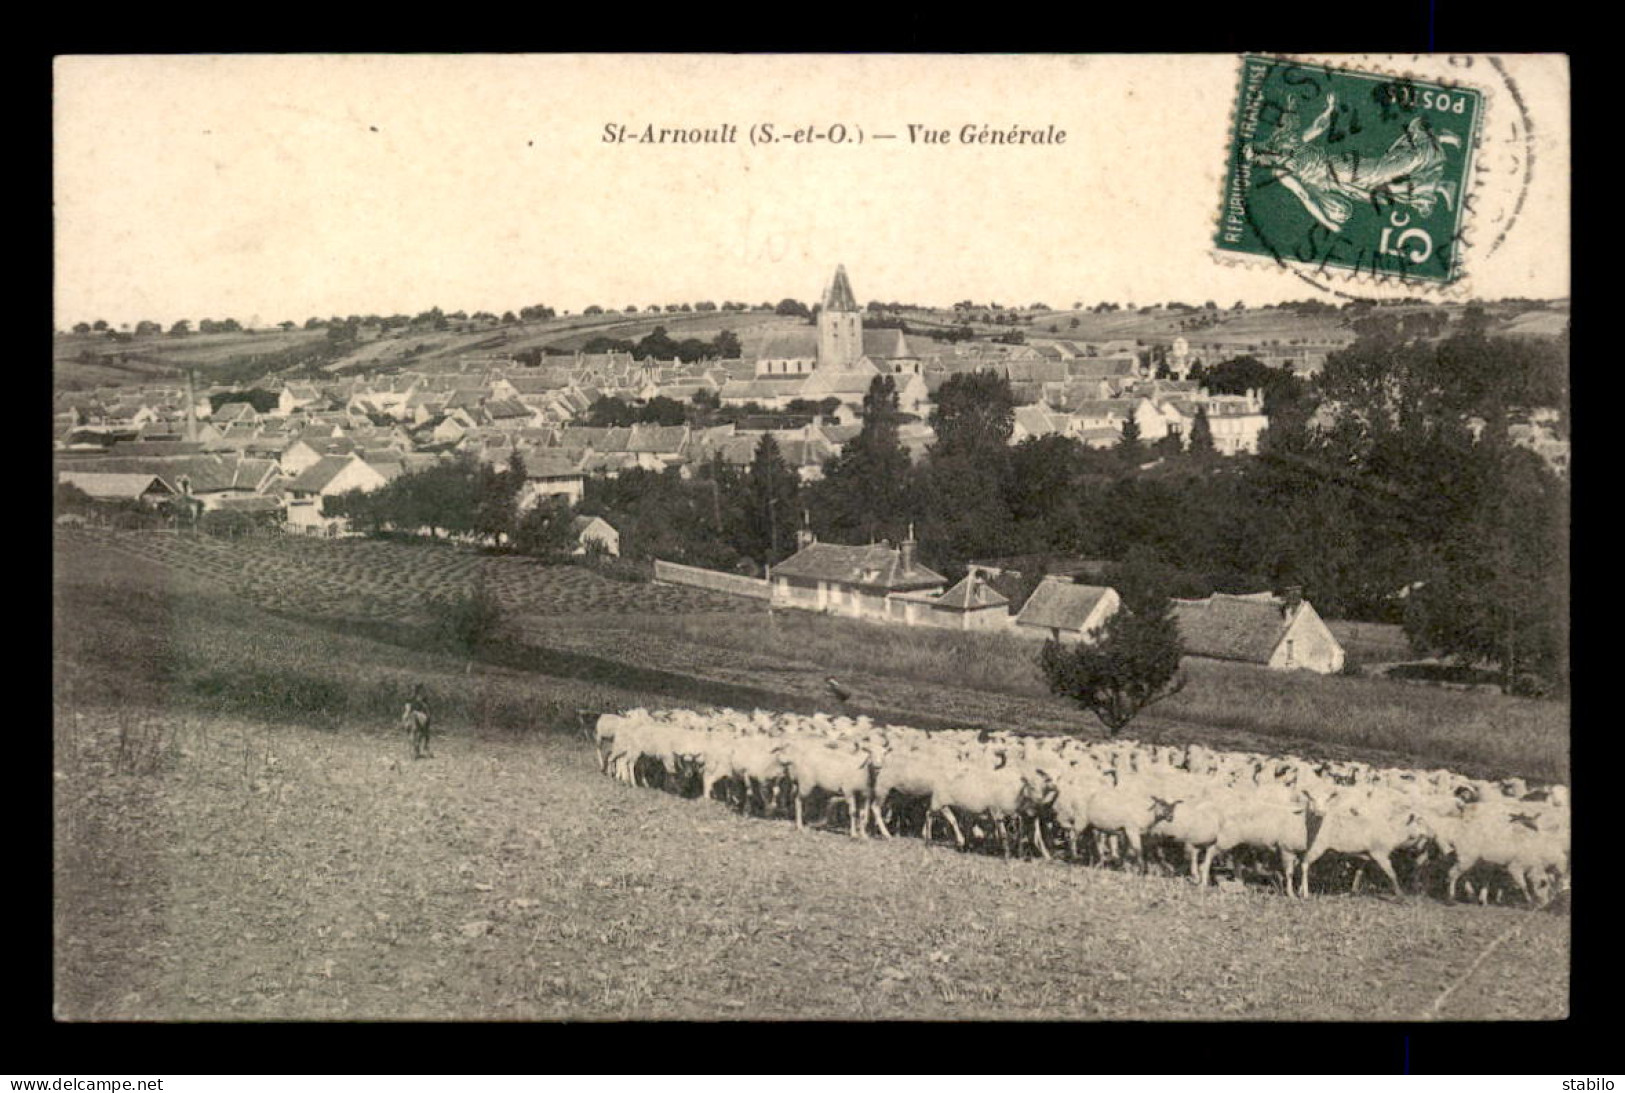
[1217,54,1483,286]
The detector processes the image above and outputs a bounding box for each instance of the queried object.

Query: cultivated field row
[59,529,752,623]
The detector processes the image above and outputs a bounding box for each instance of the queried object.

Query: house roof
[1005,360,1068,384]
[570,514,613,535]
[933,573,1010,612]
[521,450,585,480]
[507,374,571,395]
[212,402,258,423]
[287,455,362,495]
[484,398,532,420]
[1014,578,1115,632]
[58,471,175,500]
[1170,593,1301,664]
[770,540,946,591]
[802,369,882,397]
[211,494,283,513]
[722,376,810,400]
[626,424,688,454]
[1013,405,1062,437]
[1068,356,1139,378]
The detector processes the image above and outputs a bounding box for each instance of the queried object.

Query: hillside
[54,299,1569,393]
[53,533,1568,1020]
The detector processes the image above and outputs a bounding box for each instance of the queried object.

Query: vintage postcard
[53,54,1569,1024]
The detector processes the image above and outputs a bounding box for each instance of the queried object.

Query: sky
[54,54,1571,330]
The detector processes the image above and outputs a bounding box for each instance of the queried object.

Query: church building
[754,265,918,377]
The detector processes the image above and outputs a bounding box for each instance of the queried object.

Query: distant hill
[54,299,1569,392]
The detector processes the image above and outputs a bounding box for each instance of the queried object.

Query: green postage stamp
[1216,54,1484,286]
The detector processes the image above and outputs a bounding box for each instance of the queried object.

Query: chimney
[899,522,919,572]
[1281,585,1303,614]
[795,509,815,550]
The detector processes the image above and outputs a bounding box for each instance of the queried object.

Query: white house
[516,449,586,511]
[570,515,620,556]
[283,454,390,536]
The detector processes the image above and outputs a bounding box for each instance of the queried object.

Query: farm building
[57,471,177,507]
[570,515,620,557]
[891,571,1012,631]
[769,532,947,622]
[1011,576,1121,642]
[1170,590,1345,673]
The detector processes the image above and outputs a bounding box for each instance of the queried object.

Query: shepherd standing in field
[403,683,433,760]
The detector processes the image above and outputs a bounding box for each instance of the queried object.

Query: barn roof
[1013,578,1116,633]
[1170,593,1296,664]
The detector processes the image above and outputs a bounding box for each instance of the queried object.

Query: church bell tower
[817,264,862,369]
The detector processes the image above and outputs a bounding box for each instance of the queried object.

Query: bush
[579,553,650,584]
[184,668,349,729]
[432,586,505,657]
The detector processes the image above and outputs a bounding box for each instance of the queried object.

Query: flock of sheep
[592,707,1571,909]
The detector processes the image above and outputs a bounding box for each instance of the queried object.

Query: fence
[653,559,772,601]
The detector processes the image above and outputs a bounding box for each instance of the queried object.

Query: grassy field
[54,329,330,389]
[53,535,1569,1021]
[61,529,1569,783]
[606,609,1569,784]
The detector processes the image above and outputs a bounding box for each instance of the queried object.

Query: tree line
[570,311,1567,694]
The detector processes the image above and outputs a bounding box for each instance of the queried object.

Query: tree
[1038,581,1187,737]
[585,395,637,427]
[1187,405,1216,457]
[72,322,91,334]
[512,495,576,558]
[472,452,527,545]
[714,330,742,359]
[634,325,679,361]
[775,299,811,319]
[809,375,914,543]
[210,388,280,414]
[169,320,192,336]
[1401,442,1568,693]
[735,433,801,567]
[928,372,1015,459]
[1116,407,1144,463]
[638,396,687,426]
